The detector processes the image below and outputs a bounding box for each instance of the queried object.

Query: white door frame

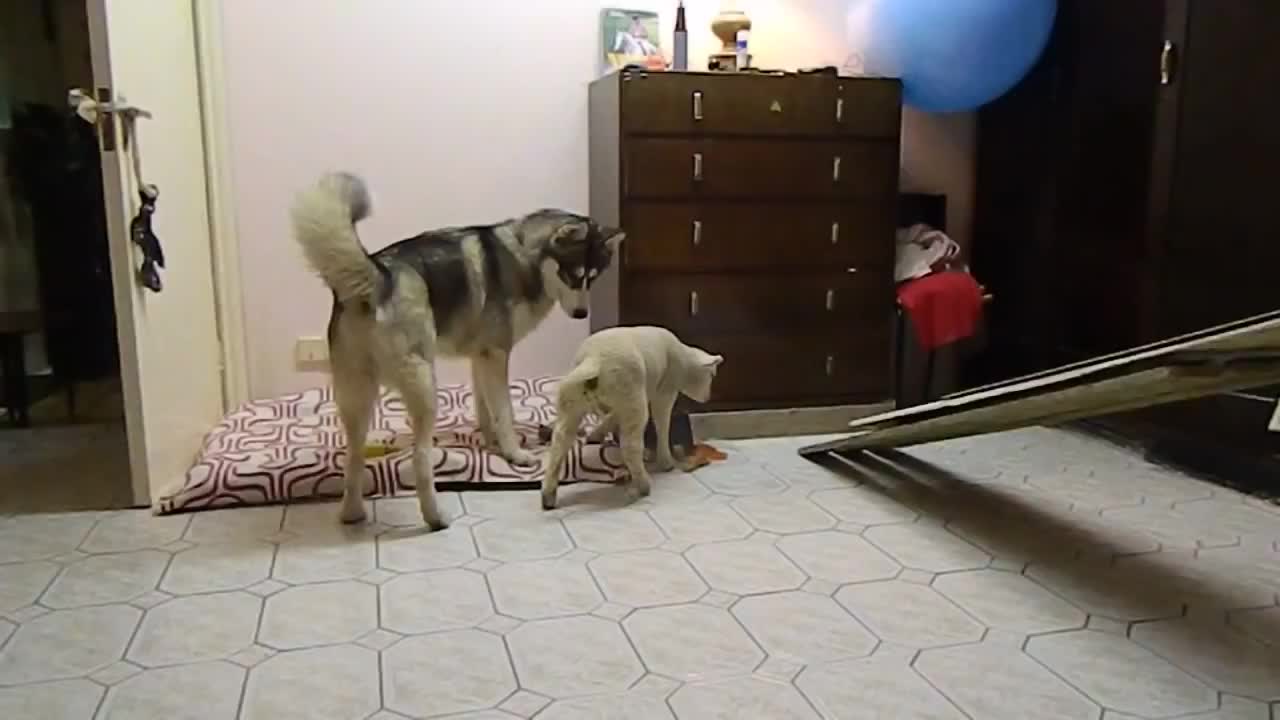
[192,0,250,410]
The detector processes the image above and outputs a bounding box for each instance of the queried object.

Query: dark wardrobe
[971,0,1280,480]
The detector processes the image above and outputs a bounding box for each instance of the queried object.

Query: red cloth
[896,271,984,350]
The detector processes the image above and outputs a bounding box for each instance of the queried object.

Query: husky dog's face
[682,347,724,403]
[542,217,625,319]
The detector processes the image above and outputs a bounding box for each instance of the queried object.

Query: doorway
[0,0,132,512]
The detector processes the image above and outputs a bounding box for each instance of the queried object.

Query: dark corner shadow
[805,447,1280,650]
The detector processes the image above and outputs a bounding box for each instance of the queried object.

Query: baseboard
[692,402,893,440]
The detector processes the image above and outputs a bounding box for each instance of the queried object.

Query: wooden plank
[848,312,1280,432]
[802,360,1280,457]
[943,309,1280,401]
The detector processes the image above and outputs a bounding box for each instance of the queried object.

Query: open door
[85,0,223,504]
[801,311,1280,459]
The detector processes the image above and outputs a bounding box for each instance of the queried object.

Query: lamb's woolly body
[542,326,722,509]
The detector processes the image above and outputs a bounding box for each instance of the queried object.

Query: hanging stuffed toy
[129,184,165,292]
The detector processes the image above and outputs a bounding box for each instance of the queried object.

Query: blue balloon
[868,0,1057,113]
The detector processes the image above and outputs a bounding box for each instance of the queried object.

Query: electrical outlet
[295,336,329,369]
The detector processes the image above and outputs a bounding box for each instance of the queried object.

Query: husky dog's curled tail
[291,172,379,303]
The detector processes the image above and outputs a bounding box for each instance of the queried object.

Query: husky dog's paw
[339,498,368,525]
[541,489,558,510]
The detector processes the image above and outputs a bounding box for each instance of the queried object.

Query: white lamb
[541,326,723,509]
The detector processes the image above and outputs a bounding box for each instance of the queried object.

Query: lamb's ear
[691,348,723,368]
[602,228,626,253]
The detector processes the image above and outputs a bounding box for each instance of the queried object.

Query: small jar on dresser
[588,69,902,410]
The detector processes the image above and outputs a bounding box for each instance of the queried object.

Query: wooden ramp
[799,310,1280,459]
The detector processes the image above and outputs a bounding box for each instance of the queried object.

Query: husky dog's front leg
[470,362,495,446]
[474,350,537,466]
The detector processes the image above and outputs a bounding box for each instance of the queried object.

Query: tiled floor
[1,426,1279,719]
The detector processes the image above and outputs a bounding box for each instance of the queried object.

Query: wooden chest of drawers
[588,70,902,410]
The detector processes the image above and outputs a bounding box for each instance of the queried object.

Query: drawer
[618,71,900,139]
[622,273,894,336]
[690,333,893,403]
[624,138,898,199]
[623,202,894,272]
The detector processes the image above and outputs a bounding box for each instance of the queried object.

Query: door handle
[692,220,702,246]
[690,291,699,317]
[692,91,704,121]
[1160,40,1177,85]
[692,152,703,181]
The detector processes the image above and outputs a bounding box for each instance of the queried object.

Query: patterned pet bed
[155,377,624,514]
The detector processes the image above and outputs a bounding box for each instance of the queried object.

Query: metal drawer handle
[825,289,835,311]
[690,291,699,317]
[1160,41,1177,85]
[693,152,703,181]
[692,220,702,246]
[825,354,835,376]
[835,97,844,122]
[693,91,704,120]
[847,267,859,274]
[830,222,840,245]
[832,155,842,182]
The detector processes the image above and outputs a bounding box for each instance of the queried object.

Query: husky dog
[541,326,722,509]
[291,172,624,528]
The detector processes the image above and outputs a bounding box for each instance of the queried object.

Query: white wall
[219,0,974,399]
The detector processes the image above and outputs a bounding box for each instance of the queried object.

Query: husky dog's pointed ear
[602,228,626,253]
[550,222,582,248]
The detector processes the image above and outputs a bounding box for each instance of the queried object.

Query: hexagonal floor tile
[80,512,189,553]
[732,591,876,665]
[1231,606,1280,647]
[509,616,644,697]
[1026,630,1217,717]
[589,550,708,607]
[540,693,675,720]
[99,661,245,719]
[695,461,788,496]
[161,541,275,595]
[0,679,104,718]
[184,506,283,543]
[797,654,967,720]
[380,569,493,634]
[382,630,516,717]
[42,550,169,609]
[776,532,900,584]
[0,604,141,684]
[473,517,573,562]
[0,513,97,562]
[242,644,380,720]
[1131,617,1280,701]
[670,676,818,719]
[1100,504,1238,550]
[835,580,984,649]
[686,540,806,595]
[1175,498,1280,547]
[489,558,602,620]
[128,592,260,667]
[377,525,477,573]
[0,561,58,614]
[731,492,837,535]
[916,641,1100,720]
[1101,695,1271,720]
[259,580,377,650]
[1026,467,1147,510]
[375,494,463,527]
[272,534,377,584]
[563,509,665,553]
[864,524,989,573]
[650,503,753,546]
[624,604,764,682]
[1184,546,1280,610]
[810,487,919,526]
[933,569,1086,634]
[1026,557,1185,622]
